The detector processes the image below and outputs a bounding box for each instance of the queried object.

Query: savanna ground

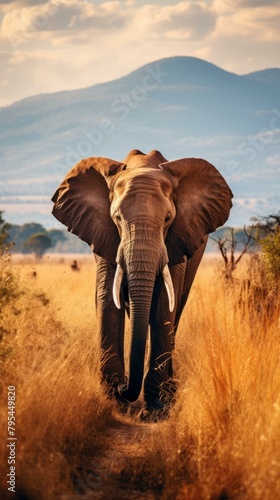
[0,248,279,500]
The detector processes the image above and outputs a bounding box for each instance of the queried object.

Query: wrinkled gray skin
[52,150,233,416]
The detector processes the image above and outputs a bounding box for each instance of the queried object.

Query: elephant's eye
[165,212,172,224]
[115,213,121,222]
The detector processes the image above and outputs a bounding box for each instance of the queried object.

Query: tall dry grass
[147,256,280,499]
[0,251,279,499]
[0,253,116,500]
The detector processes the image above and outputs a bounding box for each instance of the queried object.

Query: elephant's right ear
[51,157,125,263]
[161,158,233,264]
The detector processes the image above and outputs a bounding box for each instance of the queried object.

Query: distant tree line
[0,212,89,257]
[1,211,279,271]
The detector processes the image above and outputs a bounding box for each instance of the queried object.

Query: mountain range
[0,56,279,231]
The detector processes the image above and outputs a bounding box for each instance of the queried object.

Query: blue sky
[0,0,280,106]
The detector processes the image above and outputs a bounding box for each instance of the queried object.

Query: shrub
[259,228,280,281]
[0,243,19,362]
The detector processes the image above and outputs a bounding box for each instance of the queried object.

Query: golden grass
[153,257,280,499]
[0,252,279,499]
[0,255,115,499]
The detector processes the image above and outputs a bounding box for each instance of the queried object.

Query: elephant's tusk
[162,264,175,312]
[113,263,124,309]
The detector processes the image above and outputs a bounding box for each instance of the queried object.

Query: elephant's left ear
[161,158,233,264]
[51,157,125,263]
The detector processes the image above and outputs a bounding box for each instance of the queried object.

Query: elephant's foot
[140,398,170,422]
[103,377,130,413]
[141,380,176,422]
[114,391,130,414]
[113,381,131,414]
[141,386,176,422]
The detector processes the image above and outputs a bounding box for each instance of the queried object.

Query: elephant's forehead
[114,168,172,194]
[126,153,161,169]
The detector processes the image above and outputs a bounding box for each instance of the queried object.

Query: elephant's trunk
[112,226,175,403]
[120,261,156,402]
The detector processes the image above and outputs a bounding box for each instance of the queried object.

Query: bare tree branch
[211,226,255,279]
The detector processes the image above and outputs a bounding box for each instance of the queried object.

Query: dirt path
[68,419,161,500]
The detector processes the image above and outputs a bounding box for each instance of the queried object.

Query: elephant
[51,149,233,419]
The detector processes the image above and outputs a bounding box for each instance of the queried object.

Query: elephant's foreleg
[144,241,207,410]
[95,256,125,395]
[144,320,176,407]
[144,264,186,407]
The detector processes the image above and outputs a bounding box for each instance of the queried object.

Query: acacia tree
[251,213,280,238]
[24,233,52,258]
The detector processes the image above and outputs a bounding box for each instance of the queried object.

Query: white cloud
[227,195,280,226]
[128,2,216,40]
[1,0,127,48]
[0,1,48,7]
[214,4,280,41]
[0,0,279,106]
[266,155,280,165]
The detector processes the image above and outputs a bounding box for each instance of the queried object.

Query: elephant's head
[52,150,233,401]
